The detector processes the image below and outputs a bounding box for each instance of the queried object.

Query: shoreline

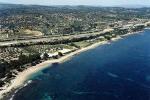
[0,40,109,99]
[0,30,143,99]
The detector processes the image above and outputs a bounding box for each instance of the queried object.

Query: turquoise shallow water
[12,29,150,100]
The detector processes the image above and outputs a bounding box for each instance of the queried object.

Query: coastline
[0,40,109,99]
[0,30,142,99]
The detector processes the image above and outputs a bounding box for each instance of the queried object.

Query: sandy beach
[0,31,141,99]
[0,40,109,99]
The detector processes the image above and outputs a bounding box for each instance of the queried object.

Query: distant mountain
[113,4,150,8]
[0,3,24,9]
[0,2,149,9]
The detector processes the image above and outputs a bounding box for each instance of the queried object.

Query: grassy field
[73,41,92,48]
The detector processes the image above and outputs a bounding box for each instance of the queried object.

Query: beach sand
[0,31,141,99]
[0,40,109,99]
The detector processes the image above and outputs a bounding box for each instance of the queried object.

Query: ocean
[11,29,150,100]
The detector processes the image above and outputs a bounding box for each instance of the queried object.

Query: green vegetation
[73,41,92,48]
[0,4,149,40]
[0,4,149,88]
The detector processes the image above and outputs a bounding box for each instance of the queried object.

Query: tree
[42,26,49,35]
[28,53,41,62]
[43,53,49,60]
[58,52,63,56]
[19,54,28,65]
[71,21,83,32]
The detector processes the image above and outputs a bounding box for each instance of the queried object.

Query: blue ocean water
[12,29,150,100]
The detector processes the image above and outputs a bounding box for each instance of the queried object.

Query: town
[0,4,150,93]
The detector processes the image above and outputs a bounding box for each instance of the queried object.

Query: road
[0,31,104,47]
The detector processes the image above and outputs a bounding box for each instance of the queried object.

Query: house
[40,49,72,59]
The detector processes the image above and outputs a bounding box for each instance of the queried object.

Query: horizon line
[0,2,150,8]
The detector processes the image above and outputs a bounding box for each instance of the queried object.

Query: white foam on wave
[9,89,18,100]
[9,80,32,100]
[72,91,96,95]
[126,78,135,82]
[23,80,32,87]
[107,72,119,78]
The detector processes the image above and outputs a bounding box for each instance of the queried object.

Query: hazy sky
[1,0,150,6]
